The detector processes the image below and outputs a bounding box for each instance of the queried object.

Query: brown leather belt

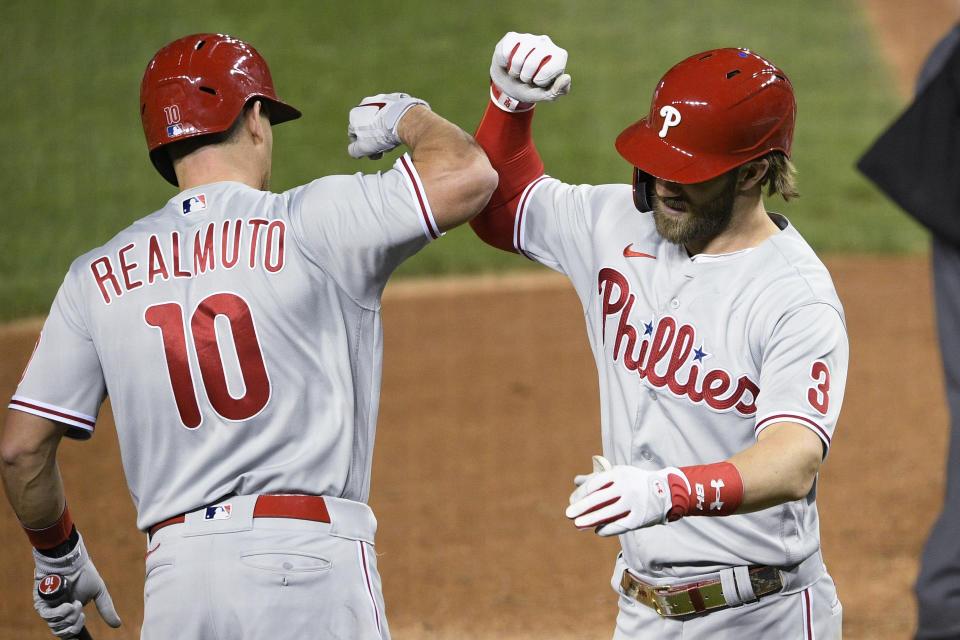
[620,565,783,617]
[149,495,330,539]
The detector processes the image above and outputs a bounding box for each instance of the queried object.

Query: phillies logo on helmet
[658,105,682,138]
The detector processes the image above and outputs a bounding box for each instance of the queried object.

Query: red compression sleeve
[22,503,74,549]
[666,462,744,521]
[470,96,546,253]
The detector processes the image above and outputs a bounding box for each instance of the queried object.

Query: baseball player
[470,33,847,638]
[0,33,496,639]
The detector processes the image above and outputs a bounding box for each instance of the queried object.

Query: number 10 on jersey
[145,293,271,428]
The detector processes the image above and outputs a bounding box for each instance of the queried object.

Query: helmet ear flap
[633,167,655,212]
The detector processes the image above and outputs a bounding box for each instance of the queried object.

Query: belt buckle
[621,571,699,617]
[621,570,730,617]
[621,571,662,614]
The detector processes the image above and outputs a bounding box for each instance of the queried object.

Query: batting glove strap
[347,92,430,159]
[490,81,535,113]
[32,529,89,576]
[489,31,571,113]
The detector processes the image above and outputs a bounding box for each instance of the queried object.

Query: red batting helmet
[140,33,301,185]
[615,48,796,187]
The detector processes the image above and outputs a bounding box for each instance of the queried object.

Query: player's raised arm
[347,93,497,232]
[470,32,571,253]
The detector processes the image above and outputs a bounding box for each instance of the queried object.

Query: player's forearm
[397,105,498,232]
[568,425,824,534]
[727,421,824,513]
[0,411,68,528]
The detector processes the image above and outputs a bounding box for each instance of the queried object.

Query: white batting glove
[490,32,571,112]
[566,460,690,537]
[33,533,122,637]
[347,92,430,159]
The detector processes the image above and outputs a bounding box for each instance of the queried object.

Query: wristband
[666,462,744,520]
[35,525,80,558]
[23,504,74,550]
[490,81,535,113]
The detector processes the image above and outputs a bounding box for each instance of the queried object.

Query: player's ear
[737,158,770,191]
[247,100,269,145]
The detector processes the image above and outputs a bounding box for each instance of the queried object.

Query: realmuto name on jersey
[598,267,759,416]
[89,218,285,304]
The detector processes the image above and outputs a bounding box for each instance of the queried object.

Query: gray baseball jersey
[516,178,847,580]
[10,154,439,532]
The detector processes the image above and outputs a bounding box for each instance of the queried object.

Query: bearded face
[650,170,741,248]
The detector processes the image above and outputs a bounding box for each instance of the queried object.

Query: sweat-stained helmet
[615,48,796,210]
[140,33,302,186]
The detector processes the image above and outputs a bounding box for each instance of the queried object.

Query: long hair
[758,150,800,201]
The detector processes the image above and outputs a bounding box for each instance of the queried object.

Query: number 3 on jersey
[146,293,271,428]
[807,360,830,415]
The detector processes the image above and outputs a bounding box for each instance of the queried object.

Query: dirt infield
[1,4,958,639]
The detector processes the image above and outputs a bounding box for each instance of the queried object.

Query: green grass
[0,0,924,321]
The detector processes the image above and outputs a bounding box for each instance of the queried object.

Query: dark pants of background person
[915,237,960,640]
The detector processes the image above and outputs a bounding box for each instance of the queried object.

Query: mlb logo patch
[166,123,184,137]
[182,194,207,214]
[204,504,232,521]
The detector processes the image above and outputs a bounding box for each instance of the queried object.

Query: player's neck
[174,144,271,192]
[685,199,780,256]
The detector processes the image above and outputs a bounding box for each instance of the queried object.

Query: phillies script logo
[598,268,759,416]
